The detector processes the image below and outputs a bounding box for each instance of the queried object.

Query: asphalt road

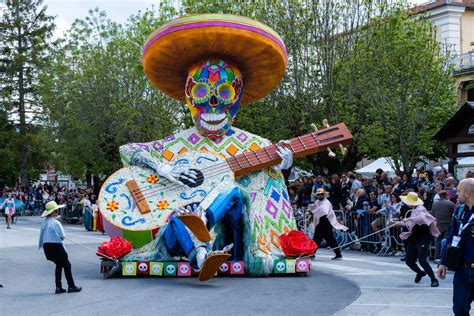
[0,216,454,315]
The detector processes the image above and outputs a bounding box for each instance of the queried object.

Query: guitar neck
[226,123,352,177]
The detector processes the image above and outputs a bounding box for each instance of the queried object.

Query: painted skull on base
[185,59,243,140]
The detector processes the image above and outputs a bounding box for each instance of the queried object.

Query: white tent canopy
[355,157,402,177]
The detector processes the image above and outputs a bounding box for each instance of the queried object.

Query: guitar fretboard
[226,123,352,176]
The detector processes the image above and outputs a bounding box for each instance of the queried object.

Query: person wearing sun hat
[395,192,440,287]
[39,201,82,294]
[309,188,348,260]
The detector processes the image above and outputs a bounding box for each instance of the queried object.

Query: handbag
[444,205,471,271]
[445,238,465,271]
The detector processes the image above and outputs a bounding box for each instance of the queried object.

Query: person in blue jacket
[438,178,474,316]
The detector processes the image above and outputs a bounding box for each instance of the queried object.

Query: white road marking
[352,303,451,309]
[360,286,453,290]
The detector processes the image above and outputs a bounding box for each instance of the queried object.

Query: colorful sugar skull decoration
[112,14,295,277]
[185,59,243,139]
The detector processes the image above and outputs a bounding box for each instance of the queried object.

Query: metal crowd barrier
[295,208,406,256]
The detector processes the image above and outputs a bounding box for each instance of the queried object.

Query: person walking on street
[310,188,348,260]
[438,178,474,316]
[82,194,93,231]
[430,190,455,262]
[1,193,16,229]
[39,201,82,294]
[396,192,440,287]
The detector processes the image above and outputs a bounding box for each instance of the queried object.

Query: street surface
[0,216,454,315]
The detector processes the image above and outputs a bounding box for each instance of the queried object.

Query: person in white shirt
[39,201,82,294]
[1,193,15,229]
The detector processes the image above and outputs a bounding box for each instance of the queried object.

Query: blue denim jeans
[453,267,474,316]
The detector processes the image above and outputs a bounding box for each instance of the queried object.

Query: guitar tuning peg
[310,123,318,132]
[322,119,330,128]
[327,147,336,158]
[338,143,348,156]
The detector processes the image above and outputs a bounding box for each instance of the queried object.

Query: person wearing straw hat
[395,192,440,287]
[309,188,348,260]
[39,201,82,294]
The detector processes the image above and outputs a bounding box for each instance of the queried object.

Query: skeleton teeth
[201,119,227,131]
[201,113,226,122]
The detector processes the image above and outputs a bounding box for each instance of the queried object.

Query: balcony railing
[454,51,474,73]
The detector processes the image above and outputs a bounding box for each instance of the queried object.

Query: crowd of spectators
[1,183,98,224]
[288,167,474,259]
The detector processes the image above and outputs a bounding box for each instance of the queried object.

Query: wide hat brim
[41,204,65,217]
[142,14,288,106]
[400,195,424,206]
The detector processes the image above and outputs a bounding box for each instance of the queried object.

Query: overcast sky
[43,0,429,39]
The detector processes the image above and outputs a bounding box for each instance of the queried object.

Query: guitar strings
[136,133,317,195]
[128,131,335,202]
[134,139,314,201]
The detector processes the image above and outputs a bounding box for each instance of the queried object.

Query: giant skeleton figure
[108,15,296,278]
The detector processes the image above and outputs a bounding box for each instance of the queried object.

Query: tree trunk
[17,3,28,185]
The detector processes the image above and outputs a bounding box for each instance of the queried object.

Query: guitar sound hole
[179,168,204,188]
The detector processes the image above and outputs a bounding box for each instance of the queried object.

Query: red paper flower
[157,200,169,210]
[106,201,119,212]
[97,237,132,259]
[147,174,159,184]
[278,230,317,257]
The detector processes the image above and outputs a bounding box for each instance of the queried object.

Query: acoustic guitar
[98,123,353,232]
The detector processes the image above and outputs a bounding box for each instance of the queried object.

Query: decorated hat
[41,201,65,217]
[316,188,325,194]
[400,192,423,207]
[142,14,288,106]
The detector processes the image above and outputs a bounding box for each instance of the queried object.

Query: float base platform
[100,258,311,279]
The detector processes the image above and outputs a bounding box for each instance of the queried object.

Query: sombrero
[142,14,288,106]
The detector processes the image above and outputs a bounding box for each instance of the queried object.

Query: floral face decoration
[185,59,243,140]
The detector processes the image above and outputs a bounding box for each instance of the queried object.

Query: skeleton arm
[119,143,197,185]
[273,140,293,171]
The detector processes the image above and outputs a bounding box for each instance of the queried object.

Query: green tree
[39,5,183,185]
[0,0,56,185]
[333,7,457,173]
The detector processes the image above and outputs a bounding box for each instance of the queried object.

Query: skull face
[297,261,308,271]
[166,265,176,274]
[151,264,162,274]
[185,59,243,140]
[286,261,295,272]
[138,263,148,272]
[125,264,134,274]
[179,264,189,274]
[232,262,242,273]
[219,263,229,272]
[276,262,286,272]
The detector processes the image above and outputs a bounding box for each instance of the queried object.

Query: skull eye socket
[216,83,235,104]
[192,82,210,103]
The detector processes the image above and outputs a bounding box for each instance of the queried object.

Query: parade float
[97,14,352,280]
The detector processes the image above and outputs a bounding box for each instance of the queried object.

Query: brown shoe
[198,253,231,281]
[176,214,211,242]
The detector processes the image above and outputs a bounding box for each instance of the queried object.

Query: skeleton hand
[274,141,293,171]
[155,163,198,186]
[177,204,208,226]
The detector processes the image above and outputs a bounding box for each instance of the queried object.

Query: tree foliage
[0,0,55,185]
[39,5,183,182]
[0,0,457,185]
[333,7,457,173]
